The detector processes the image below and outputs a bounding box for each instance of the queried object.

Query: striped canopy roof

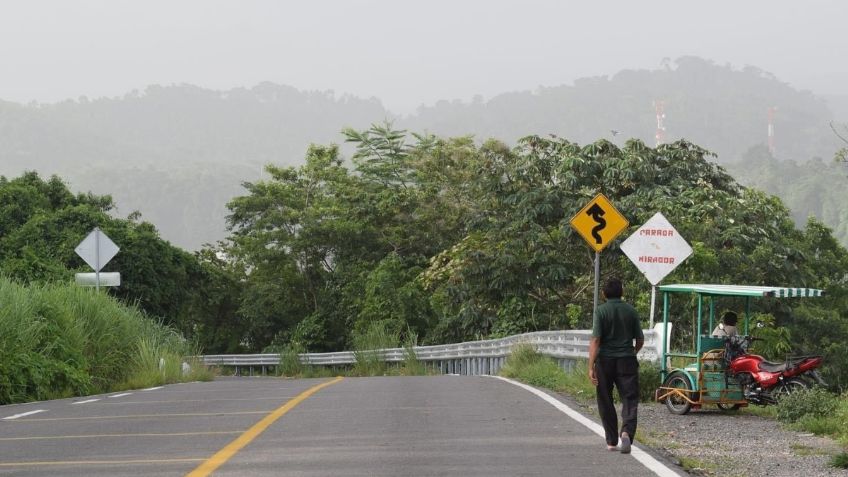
[658,284,825,298]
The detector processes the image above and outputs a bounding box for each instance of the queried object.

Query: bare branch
[830,121,848,145]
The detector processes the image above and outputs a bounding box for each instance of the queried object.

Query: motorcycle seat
[758,361,788,373]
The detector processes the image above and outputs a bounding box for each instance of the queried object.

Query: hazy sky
[2,0,846,113]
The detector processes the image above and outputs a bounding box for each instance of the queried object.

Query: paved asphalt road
[0,376,682,476]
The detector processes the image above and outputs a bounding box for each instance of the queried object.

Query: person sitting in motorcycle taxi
[711,311,739,337]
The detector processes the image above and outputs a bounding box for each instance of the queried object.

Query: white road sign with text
[620,212,692,285]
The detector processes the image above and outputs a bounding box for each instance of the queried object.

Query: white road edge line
[492,376,681,477]
[72,399,100,405]
[108,393,133,398]
[3,410,47,420]
[142,386,164,391]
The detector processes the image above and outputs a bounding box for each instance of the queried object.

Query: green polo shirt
[592,298,644,358]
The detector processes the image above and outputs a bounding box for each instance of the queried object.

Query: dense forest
[729,146,848,245]
[3,126,846,389]
[1,57,845,250]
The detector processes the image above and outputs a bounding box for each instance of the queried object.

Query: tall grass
[400,330,426,376]
[352,320,399,376]
[499,343,660,404]
[500,343,572,392]
[0,277,210,404]
[278,344,305,377]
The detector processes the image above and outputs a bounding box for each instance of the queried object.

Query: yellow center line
[186,376,344,477]
[0,431,244,441]
[0,458,204,467]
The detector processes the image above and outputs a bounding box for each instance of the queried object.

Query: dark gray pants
[595,356,639,446]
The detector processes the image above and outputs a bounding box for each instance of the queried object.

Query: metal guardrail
[200,324,670,376]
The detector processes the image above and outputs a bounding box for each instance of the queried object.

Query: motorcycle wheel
[663,373,694,415]
[771,377,809,401]
[717,403,741,411]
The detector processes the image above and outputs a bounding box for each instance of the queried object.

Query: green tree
[832,121,848,165]
[223,126,847,387]
[0,172,214,342]
[226,145,362,350]
[225,126,474,350]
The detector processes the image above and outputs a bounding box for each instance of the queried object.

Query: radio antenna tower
[767,106,777,156]
[654,100,666,146]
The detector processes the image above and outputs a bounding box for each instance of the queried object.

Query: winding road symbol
[569,193,628,253]
[585,203,607,244]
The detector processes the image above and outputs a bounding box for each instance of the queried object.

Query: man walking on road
[588,277,644,453]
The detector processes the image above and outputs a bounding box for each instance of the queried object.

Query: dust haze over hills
[3,0,847,249]
[1,57,846,250]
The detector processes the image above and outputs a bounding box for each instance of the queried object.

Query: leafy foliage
[730,145,848,247]
[776,387,838,424]
[831,452,848,469]
[1,173,195,314]
[5,120,848,391]
[0,277,208,404]
[219,124,848,389]
[3,59,842,251]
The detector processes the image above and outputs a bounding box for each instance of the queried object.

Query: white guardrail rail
[200,324,671,376]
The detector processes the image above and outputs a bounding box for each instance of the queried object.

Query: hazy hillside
[0,82,388,174]
[729,146,848,246]
[825,94,848,123]
[0,83,389,249]
[404,57,840,163]
[1,57,844,250]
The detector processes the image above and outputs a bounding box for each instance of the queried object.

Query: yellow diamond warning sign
[570,194,629,252]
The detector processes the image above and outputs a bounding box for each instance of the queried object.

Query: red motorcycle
[724,334,826,405]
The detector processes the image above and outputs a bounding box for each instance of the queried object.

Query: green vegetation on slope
[2,58,843,250]
[0,277,210,404]
[220,124,848,390]
[730,145,848,247]
[3,123,847,393]
[0,172,243,354]
[499,344,661,403]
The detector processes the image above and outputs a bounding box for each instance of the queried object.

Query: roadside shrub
[279,344,305,377]
[501,343,542,372]
[500,343,567,391]
[638,360,662,402]
[792,413,840,435]
[352,320,399,376]
[560,360,595,401]
[400,330,426,376]
[830,452,848,469]
[0,277,210,404]
[776,387,838,423]
[499,346,659,403]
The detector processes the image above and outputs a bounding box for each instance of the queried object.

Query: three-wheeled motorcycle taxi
[655,284,825,415]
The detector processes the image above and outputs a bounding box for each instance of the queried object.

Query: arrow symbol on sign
[586,203,607,244]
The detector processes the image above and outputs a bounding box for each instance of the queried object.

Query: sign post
[570,194,629,316]
[74,227,120,291]
[620,212,693,326]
